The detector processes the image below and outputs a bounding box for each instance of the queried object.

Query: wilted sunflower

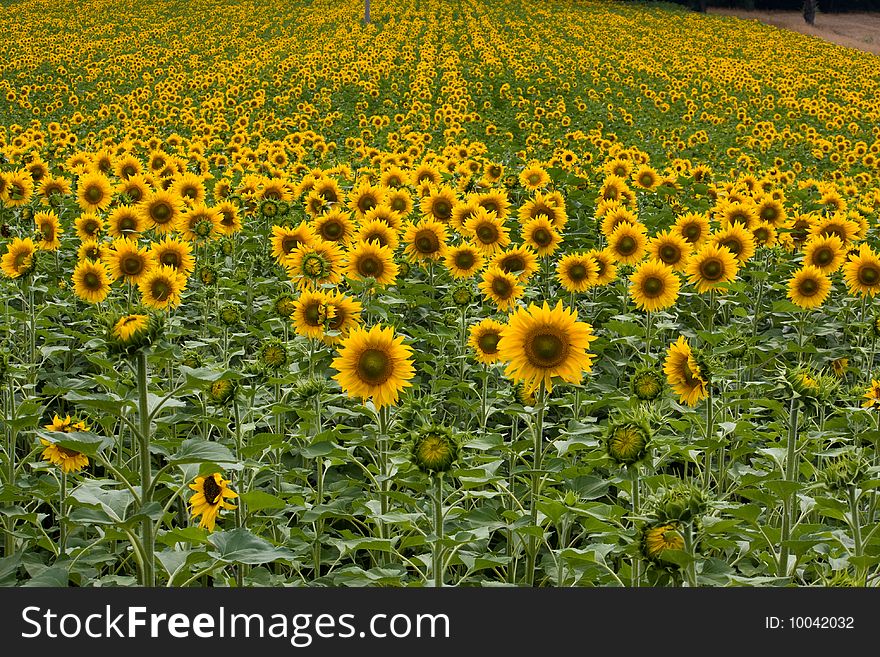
[105,238,155,284]
[685,243,738,293]
[648,230,691,271]
[445,244,485,279]
[72,259,112,303]
[404,219,448,263]
[497,301,597,393]
[292,289,335,339]
[331,324,415,409]
[607,222,647,265]
[345,240,398,286]
[663,336,709,406]
[641,522,685,562]
[479,266,524,312]
[138,264,187,310]
[464,207,510,256]
[138,189,184,234]
[521,214,562,257]
[787,266,831,310]
[629,260,680,312]
[76,172,113,213]
[208,378,237,405]
[469,317,505,364]
[34,211,63,251]
[150,235,195,275]
[189,473,238,531]
[1,237,37,279]
[843,244,880,297]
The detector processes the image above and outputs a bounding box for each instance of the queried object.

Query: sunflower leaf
[207,528,295,564]
[169,438,238,466]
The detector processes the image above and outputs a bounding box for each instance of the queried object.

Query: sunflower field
[1,0,880,588]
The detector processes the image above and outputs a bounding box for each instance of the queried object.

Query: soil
[709,8,880,55]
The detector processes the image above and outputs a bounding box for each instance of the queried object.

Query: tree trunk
[803,0,817,25]
[364,0,370,24]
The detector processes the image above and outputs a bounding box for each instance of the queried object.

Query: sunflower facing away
[663,336,709,406]
[629,260,680,312]
[72,259,112,303]
[497,301,597,394]
[787,266,831,310]
[469,318,505,364]
[331,324,415,409]
[189,473,238,531]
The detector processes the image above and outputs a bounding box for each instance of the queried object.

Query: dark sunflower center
[85,185,104,203]
[358,195,377,213]
[639,174,654,186]
[491,276,512,298]
[120,216,136,231]
[359,255,381,276]
[433,200,451,219]
[415,232,439,253]
[532,228,552,247]
[569,264,587,280]
[527,173,540,184]
[56,445,81,458]
[799,278,819,296]
[477,332,500,354]
[528,331,567,368]
[455,252,475,270]
[683,224,700,241]
[161,251,180,267]
[391,198,406,212]
[659,245,679,263]
[202,476,222,504]
[476,224,498,243]
[151,202,172,223]
[858,264,880,286]
[823,226,845,240]
[642,276,663,297]
[126,186,143,202]
[481,201,498,214]
[617,236,636,255]
[812,247,832,266]
[122,255,144,275]
[700,258,723,280]
[357,348,391,384]
[122,165,136,178]
[281,236,301,254]
[721,238,742,255]
[304,303,323,325]
[151,279,171,301]
[83,272,100,288]
[323,220,343,239]
[501,256,524,273]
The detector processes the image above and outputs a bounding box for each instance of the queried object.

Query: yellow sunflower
[497,301,597,394]
[464,207,510,256]
[179,203,222,242]
[862,380,880,410]
[803,234,845,274]
[285,240,344,290]
[76,172,113,213]
[139,264,187,310]
[843,243,880,297]
[216,201,243,235]
[648,230,691,271]
[34,211,63,251]
[348,183,385,219]
[787,266,831,310]
[271,222,318,261]
[420,186,457,223]
[150,235,195,275]
[476,190,512,222]
[72,259,112,303]
[518,192,567,229]
[111,314,149,342]
[469,318,505,364]
[685,243,739,293]
[1,237,37,279]
[479,266,524,312]
[607,222,647,265]
[642,522,685,561]
[600,206,638,239]
[105,238,155,283]
[588,248,618,286]
[40,438,89,474]
[519,163,550,191]
[313,209,355,245]
[629,261,680,312]
[292,289,336,339]
[810,214,859,246]
[521,214,562,257]
[493,246,539,282]
[556,252,599,292]
[331,324,415,408]
[445,244,485,279]
[323,290,363,344]
[189,473,238,531]
[138,189,184,234]
[404,219,448,263]
[345,240,398,287]
[107,205,144,239]
[663,336,708,406]
[672,212,710,247]
[632,164,660,191]
[751,221,778,248]
[711,222,755,265]
[75,213,105,240]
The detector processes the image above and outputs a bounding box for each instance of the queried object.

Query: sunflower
[111,313,149,342]
[811,214,859,246]
[38,175,71,204]
[862,380,880,410]
[803,234,845,274]
[756,196,787,226]
[139,264,187,310]
[292,289,336,339]
[718,200,758,230]
[404,219,448,263]
[313,209,355,245]
[445,244,485,279]
[607,222,647,265]
[663,336,709,406]
[364,205,404,231]
[843,243,880,297]
[672,212,710,247]
[216,201,242,235]
[588,248,618,286]
[331,324,415,408]
[497,301,597,394]
[114,155,142,180]
[150,235,195,275]
[117,174,151,204]
[356,218,400,250]
[40,422,90,474]
[172,173,206,205]
[285,241,344,289]
[632,165,660,191]
[348,183,385,219]
[105,238,155,283]
[519,192,567,229]
[34,211,63,251]
[270,222,317,261]
[598,175,629,203]
[345,240,398,287]
[420,186,457,223]
[521,214,562,257]
[685,243,739,293]
[464,207,510,255]
[600,206,638,238]
[751,221,778,248]
[189,473,238,531]
[476,190,511,221]
[385,190,413,218]
[2,170,33,207]
[606,418,651,465]
[469,318,505,364]
[138,189,184,234]
[556,252,599,292]
[493,245,539,282]
[77,239,107,262]
[72,259,112,303]
[479,266,524,312]
[642,522,685,562]
[411,164,441,187]
[787,266,831,310]
[519,163,550,191]
[1,237,37,279]
[179,203,222,242]
[76,172,113,212]
[711,222,755,265]
[648,230,690,271]
[323,290,363,344]
[630,261,680,312]
[107,205,144,239]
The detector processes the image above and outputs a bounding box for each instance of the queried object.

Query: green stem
[631,465,640,587]
[432,474,444,588]
[136,352,155,587]
[59,473,67,557]
[525,381,547,587]
[848,485,864,584]
[778,396,799,578]
[703,386,714,489]
[480,364,488,430]
[644,311,653,359]
[376,405,390,566]
[459,307,467,382]
[4,378,16,558]
[683,522,698,587]
[312,392,324,577]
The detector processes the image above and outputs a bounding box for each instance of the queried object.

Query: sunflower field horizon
[1,0,879,587]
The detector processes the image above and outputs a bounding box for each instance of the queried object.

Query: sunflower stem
[480,363,489,430]
[630,465,640,588]
[59,472,67,557]
[644,311,653,359]
[377,405,390,567]
[702,385,714,490]
[683,522,698,587]
[136,352,155,587]
[848,485,865,584]
[232,398,245,587]
[778,395,799,578]
[525,380,546,587]
[4,377,16,558]
[312,390,324,578]
[506,415,518,584]
[867,334,877,382]
[458,306,467,382]
[432,473,445,587]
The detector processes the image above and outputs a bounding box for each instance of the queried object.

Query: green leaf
[22,565,69,587]
[207,529,295,564]
[36,429,112,456]
[169,439,237,466]
[240,490,286,512]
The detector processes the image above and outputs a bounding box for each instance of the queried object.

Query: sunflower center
[527,331,567,368]
[502,256,524,273]
[682,224,700,241]
[477,332,500,354]
[161,251,181,267]
[858,264,880,286]
[569,264,587,281]
[85,185,104,204]
[122,165,136,178]
[481,201,498,214]
[83,272,100,289]
[642,276,663,297]
[151,202,172,223]
[151,279,171,301]
[359,255,381,276]
[391,198,406,212]
[700,258,723,281]
[120,216,136,232]
[721,238,742,255]
[476,224,498,243]
[202,476,222,504]
[813,247,833,266]
[433,200,451,219]
[282,236,301,254]
[415,232,439,253]
[358,195,377,213]
[617,236,636,255]
[490,276,513,298]
[659,245,679,263]
[323,220,343,239]
[527,173,540,185]
[639,174,654,187]
[532,228,552,247]
[799,278,819,296]
[122,255,144,275]
[357,348,391,384]
[455,251,475,270]
[126,186,143,202]
[304,303,325,325]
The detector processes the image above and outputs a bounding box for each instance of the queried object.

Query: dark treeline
[666,0,880,14]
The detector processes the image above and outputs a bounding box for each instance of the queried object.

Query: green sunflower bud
[641,521,685,563]
[273,292,298,318]
[411,425,460,475]
[258,338,289,371]
[605,416,651,466]
[397,260,412,278]
[219,303,241,327]
[180,349,204,370]
[653,484,708,523]
[630,367,664,401]
[291,375,330,402]
[207,377,237,405]
[260,199,279,219]
[198,264,218,286]
[820,450,868,493]
[451,285,474,307]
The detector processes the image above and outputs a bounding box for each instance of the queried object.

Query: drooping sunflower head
[40,438,90,474]
[189,472,237,532]
[820,449,868,493]
[411,425,460,475]
[630,367,664,401]
[107,311,162,355]
[605,416,651,466]
[641,521,685,563]
[208,378,238,406]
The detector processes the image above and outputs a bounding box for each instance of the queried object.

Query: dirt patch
[709,8,880,55]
